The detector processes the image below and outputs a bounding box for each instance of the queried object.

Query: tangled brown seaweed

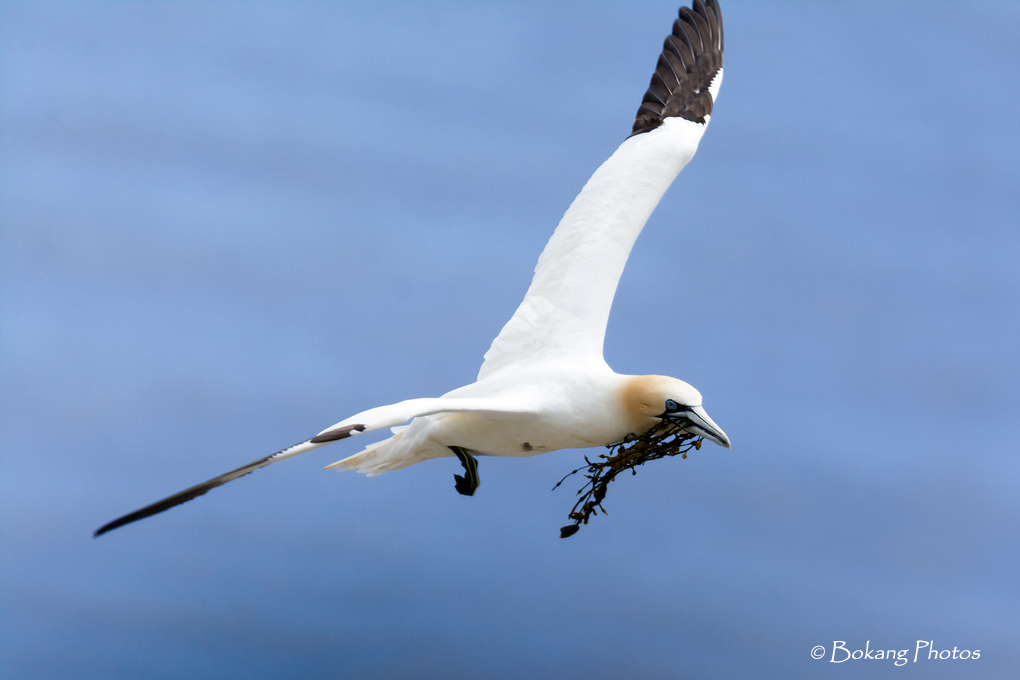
[554,421,703,538]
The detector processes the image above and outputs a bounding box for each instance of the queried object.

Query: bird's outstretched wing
[478,0,724,380]
[93,395,532,536]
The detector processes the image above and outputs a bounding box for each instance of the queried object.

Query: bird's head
[621,375,731,448]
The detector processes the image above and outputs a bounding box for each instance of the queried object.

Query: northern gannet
[95,0,729,537]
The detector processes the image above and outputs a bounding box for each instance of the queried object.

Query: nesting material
[554,422,703,538]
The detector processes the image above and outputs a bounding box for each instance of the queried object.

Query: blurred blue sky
[2,1,1018,678]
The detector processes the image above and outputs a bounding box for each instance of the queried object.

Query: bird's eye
[665,399,679,412]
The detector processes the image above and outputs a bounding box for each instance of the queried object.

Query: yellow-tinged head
[621,375,731,448]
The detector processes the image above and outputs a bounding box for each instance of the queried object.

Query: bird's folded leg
[449,446,479,496]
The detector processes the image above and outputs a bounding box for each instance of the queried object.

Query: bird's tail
[324,423,452,476]
[324,430,407,476]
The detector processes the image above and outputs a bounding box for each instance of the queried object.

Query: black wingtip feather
[92,437,323,537]
[93,478,225,537]
[630,1,724,137]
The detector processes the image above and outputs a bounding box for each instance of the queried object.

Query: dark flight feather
[94,424,365,537]
[631,0,724,136]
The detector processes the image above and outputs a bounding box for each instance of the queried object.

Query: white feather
[478,116,709,379]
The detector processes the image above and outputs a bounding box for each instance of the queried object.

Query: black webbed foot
[449,446,479,496]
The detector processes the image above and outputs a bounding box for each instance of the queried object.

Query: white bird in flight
[95,0,730,537]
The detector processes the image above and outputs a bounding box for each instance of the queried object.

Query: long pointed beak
[678,405,731,449]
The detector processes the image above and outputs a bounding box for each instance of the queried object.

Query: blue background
[2,2,1018,678]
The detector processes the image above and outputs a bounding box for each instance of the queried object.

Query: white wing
[479,0,724,380]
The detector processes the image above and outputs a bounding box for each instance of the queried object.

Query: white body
[334,363,628,475]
